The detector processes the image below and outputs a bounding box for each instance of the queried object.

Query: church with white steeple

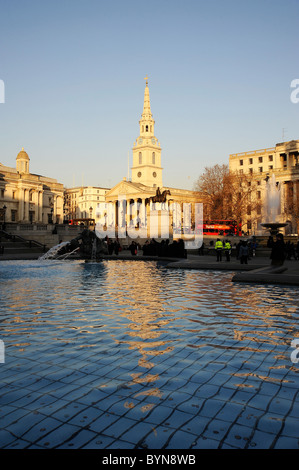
[104,77,202,235]
[131,76,163,188]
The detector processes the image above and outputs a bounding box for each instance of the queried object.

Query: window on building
[259,167,263,173]
[257,191,261,199]
[269,155,273,161]
[239,159,243,166]
[146,125,148,132]
[269,165,273,170]
[259,157,263,163]
[152,152,155,164]
[12,191,16,200]
[249,158,253,164]
[11,210,17,222]
[249,168,253,174]
[139,152,142,164]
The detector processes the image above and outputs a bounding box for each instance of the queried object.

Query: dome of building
[17,148,29,160]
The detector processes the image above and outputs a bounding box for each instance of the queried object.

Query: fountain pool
[0,259,298,449]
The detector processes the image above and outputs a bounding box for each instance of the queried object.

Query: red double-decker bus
[202,220,242,236]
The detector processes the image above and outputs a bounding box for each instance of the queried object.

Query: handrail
[0,230,46,250]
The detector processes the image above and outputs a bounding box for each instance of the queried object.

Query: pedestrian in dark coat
[270,233,285,266]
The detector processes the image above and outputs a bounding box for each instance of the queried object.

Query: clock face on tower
[138,138,143,144]
[151,138,155,145]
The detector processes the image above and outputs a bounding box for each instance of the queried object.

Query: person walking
[270,233,285,266]
[239,240,249,264]
[224,240,231,262]
[215,238,223,262]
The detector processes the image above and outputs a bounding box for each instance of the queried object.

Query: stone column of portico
[141,199,146,227]
[24,189,30,222]
[39,191,43,222]
[34,191,39,223]
[18,188,24,222]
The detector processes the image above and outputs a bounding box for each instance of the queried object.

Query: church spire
[132,77,163,188]
[142,75,152,118]
[139,76,154,137]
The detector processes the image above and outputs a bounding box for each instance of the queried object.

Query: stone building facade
[229,140,299,235]
[0,148,64,226]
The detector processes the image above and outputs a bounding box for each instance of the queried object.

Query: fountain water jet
[260,174,287,236]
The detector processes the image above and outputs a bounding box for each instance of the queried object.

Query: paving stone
[51,401,88,422]
[222,423,253,448]
[256,413,284,435]
[165,429,199,449]
[119,421,154,445]
[81,434,115,449]
[200,418,230,441]
[142,425,176,449]
[216,402,244,422]
[268,397,293,416]
[181,415,210,437]
[67,406,102,426]
[162,409,194,429]
[199,398,224,418]
[176,396,204,414]
[273,436,299,449]
[192,436,220,449]
[88,413,120,434]
[279,416,299,438]
[20,416,63,443]
[103,417,138,439]
[247,429,276,449]
[34,423,80,448]
[0,429,20,447]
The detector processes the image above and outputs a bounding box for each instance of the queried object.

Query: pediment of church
[105,179,155,199]
[286,140,299,151]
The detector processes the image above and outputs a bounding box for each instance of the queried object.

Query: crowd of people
[105,234,299,265]
[104,236,187,258]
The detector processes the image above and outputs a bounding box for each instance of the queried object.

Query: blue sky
[0,0,298,190]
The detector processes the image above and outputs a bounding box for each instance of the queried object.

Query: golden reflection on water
[104,261,176,377]
[1,260,299,415]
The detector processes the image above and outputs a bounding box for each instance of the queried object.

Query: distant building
[0,148,64,225]
[64,186,110,221]
[229,140,299,235]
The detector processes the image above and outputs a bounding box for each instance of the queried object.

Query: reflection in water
[0,260,298,416]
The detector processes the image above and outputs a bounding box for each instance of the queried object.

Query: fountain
[39,229,108,260]
[260,174,287,236]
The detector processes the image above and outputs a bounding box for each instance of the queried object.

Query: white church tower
[131,76,163,188]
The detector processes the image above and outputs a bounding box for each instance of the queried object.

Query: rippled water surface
[0,259,298,449]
